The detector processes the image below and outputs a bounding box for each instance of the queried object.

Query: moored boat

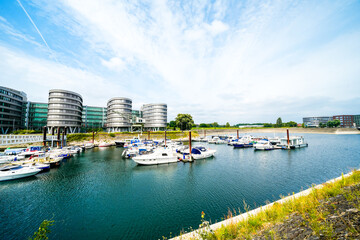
[0,166,41,182]
[254,139,274,151]
[132,147,178,165]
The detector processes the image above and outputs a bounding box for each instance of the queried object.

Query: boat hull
[233,143,253,148]
[0,168,41,182]
[132,157,178,165]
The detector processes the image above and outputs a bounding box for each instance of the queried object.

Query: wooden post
[287,128,290,148]
[43,126,47,146]
[64,128,67,146]
[189,131,193,161]
[61,128,65,147]
[237,129,239,139]
[92,131,95,143]
[204,129,206,138]
[165,130,167,147]
[57,127,61,147]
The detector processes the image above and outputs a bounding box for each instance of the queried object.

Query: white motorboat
[132,147,178,165]
[279,136,308,149]
[0,166,41,181]
[22,162,50,171]
[208,136,227,144]
[0,154,25,163]
[182,146,216,160]
[98,142,112,147]
[254,139,274,151]
[85,143,95,149]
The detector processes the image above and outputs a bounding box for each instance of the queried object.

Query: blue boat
[233,142,253,148]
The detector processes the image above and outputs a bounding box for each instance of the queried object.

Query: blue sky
[0,0,359,124]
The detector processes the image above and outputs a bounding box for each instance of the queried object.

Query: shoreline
[194,127,360,135]
[171,169,360,240]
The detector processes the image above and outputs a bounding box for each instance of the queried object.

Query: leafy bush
[29,219,54,240]
[109,133,116,137]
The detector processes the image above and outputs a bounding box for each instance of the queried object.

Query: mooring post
[189,131,193,161]
[63,128,67,146]
[237,129,239,139]
[57,127,61,148]
[165,130,167,147]
[287,128,290,149]
[43,126,47,147]
[92,131,95,143]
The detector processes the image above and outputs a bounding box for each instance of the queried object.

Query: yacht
[233,135,254,148]
[132,147,178,165]
[0,165,41,182]
[84,142,95,149]
[183,146,217,160]
[208,136,227,144]
[254,139,274,151]
[279,136,308,149]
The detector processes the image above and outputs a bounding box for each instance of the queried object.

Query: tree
[264,123,273,128]
[175,114,194,130]
[334,119,341,127]
[327,120,334,128]
[285,121,297,127]
[319,122,325,128]
[169,120,177,130]
[276,117,283,127]
[213,122,219,128]
[199,123,209,128]
[225,122,231,128]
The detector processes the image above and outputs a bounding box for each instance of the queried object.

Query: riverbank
[195,127,360,136]
[171,170,360,240]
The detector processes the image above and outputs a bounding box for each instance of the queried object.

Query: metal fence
[0,135,60,146]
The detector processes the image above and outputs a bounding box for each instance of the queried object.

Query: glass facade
[82,106,107,129]
[0,86,27,133]
[25,102,48,130]
[354,115,360,128]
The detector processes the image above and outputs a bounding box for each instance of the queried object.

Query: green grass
[66,131,199,143]
[183,170,360,240]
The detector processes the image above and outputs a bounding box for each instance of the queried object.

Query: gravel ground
[253,184,360,240]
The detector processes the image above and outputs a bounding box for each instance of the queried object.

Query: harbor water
[1,133,360,239]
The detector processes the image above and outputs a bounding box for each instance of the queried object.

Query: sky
[0,0,359,124]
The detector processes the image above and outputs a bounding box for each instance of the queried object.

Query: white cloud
[2,0,360,124]
[101,57,126,72]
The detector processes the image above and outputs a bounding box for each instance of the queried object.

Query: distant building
[82,106,107,129]
[303,116,332,127]
[47,89,83,133]
[333,115,354,128]
[25,102,48,130]
[0,86,27,134]
[106,97,132,132]
[141,103,167,131]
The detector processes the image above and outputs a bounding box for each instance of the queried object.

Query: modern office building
[47,89,83,133]
[141,103,167,131]
[354,115,360,129]
[0,86,27,134]
[302,116,333,127]
[82,105,107,129]
[333,115,354,128]
[25,102,48,130]
[106,97,132,132]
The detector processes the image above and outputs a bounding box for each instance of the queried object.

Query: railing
[0,135,64,146]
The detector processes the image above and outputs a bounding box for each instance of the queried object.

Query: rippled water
[1,133,360,239]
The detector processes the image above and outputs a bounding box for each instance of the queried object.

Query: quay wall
[171,170,358,240]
